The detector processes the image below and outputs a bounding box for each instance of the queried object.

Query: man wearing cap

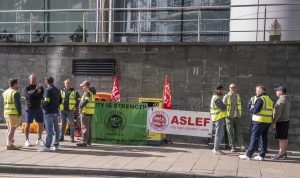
[77,80,96,147]
[239,85,273,161]
[272,86,290,160]
[223,84,246,152]
[210,85,228,155]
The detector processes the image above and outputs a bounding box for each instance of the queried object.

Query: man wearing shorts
[272,86,290,160]
[24,74,44,147]
[2,79,22,150]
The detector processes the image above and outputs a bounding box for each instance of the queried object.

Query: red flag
[111,74,121,102]
[163,75,172,109]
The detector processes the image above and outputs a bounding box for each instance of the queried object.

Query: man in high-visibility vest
[210,85,228,155]
[239,85,273,160]
[2,79,22,150]
[223,84,246,152]
[76,80,96,147]
[59,79,80,142]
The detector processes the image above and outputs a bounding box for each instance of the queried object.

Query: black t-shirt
[24,84,44,109]
[42,85,62,114]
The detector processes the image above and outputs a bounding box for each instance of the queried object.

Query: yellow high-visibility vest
[2,88,18,115]
[252,95,273,123]
[210,95,228,122]
[81,90,95,115]
[224,93,242,117]
[60,90,78,111]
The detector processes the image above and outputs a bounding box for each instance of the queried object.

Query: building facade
[230,0,300,41]
[113,0,230,42]
[0,0,230,43]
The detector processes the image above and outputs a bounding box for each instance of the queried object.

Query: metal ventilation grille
[72,59,115,76]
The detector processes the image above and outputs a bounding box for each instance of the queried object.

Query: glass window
[0,0,44,43]
[113,0,230,42]
[48,0,96,42]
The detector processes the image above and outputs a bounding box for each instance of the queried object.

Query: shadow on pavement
[20,146,165,158]
[58,143,191,153]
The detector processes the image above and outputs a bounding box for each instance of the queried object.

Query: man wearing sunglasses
[223,84,246,152]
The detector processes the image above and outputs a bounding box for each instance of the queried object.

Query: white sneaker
[36,139,44,146]
[24,140,31,147]
[253,155,264,161]
[212,149,225,155]
[239,154,250,160]
[51,146,58,151]
[38,147,49,152]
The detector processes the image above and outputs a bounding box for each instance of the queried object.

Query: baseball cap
[80,80,90,87]
[274,86,287,93]
[215,85,224,90]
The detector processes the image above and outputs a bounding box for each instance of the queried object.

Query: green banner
[92,101,148,145]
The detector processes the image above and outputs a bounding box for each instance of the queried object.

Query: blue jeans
[247,121,271,158]
[59,110,75,140]
[214,119,225,151]
[44,113,60,148]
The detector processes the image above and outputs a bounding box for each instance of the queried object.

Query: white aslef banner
[147,108,212,137]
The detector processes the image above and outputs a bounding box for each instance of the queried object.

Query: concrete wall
[0,42,299,150]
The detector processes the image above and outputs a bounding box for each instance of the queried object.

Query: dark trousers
[81,114,92,144]
[247,121,270,158]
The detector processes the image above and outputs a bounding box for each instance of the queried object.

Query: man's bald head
[229,83,237,94]
[29,74,37,85]
[64,79,72,89]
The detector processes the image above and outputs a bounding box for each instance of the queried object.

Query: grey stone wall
[0,42,299,150]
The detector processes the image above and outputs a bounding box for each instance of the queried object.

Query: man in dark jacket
[24,74,44,147]
[39,76,62,152]
[76,80,96,147]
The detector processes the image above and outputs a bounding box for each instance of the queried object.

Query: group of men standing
[2,74,96,151]
[210,84,290,160]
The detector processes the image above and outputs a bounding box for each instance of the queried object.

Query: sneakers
[272,154,286,160]
[283,153,288,159]
[76,142,87,147]
[36,139,44,146]
[253,155,264,161]
[38,147,50,152]
[231,146,236,152]
[24,140,31,147]
[239,154,264,161]
[51,146,59,151]
[240,146,247,152]
[7,144,19,150]
[239,154,250,160]
[70,138,75,143]
[212,149,225,155]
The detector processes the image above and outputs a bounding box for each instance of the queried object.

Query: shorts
[25,108,44,123]
[4,115,22,128]
[275,121,289,139]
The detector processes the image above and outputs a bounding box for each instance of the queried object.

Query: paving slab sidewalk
[0,130,300,178]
